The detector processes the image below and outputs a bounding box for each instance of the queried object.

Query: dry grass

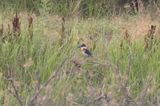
[0,11,160,106]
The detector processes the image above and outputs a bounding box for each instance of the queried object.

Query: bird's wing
[84,49,92,56]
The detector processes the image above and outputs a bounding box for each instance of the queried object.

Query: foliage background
[0,0,160,106]
[0,0,159,16]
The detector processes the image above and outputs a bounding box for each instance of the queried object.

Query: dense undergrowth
[0,12,159,106]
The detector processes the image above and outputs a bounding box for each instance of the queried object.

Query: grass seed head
[144,25,156,50]
[124,29,131,45]
[12,13,21,36]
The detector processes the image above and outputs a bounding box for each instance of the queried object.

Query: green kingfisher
[78,44,92,57]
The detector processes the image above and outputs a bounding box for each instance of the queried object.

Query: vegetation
[0,0,160,106]
[0,0,160,16]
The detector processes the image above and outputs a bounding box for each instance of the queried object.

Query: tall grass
[2,0,159,16]
[0,12,159,106]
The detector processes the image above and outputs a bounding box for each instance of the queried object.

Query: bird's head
[78,43,86,48]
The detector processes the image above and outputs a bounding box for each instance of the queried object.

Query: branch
[86,83,106,105]
[136,76,153,106]
[28,58,68,106]
[10,79,23,106]
[6,68,24,106]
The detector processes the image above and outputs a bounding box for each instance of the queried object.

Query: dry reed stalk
[120,29,131,49]
[144,25,156,50]
[59,16,65,45]
[124,29,131,45]
[28,14,33,39]
[12,13,21,36]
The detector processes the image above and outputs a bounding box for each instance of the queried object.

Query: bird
[78,43,92,57]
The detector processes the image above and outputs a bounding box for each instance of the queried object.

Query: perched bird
[78,44,92,57]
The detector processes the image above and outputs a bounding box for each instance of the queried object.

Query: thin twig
[5,67,24,106]
[10,80,23,106]
[106,56,136,105]
[136,76,153,106]
[28,58,68,106]
[86,82,106,105]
